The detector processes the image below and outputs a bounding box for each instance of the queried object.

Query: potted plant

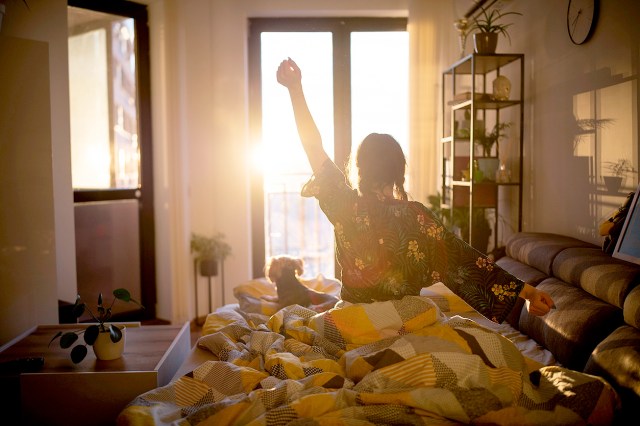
[190,232,232,277]
[477,122,512,157]
[603,159,637,193]
[48,288,144,363]
[469,5,522,54]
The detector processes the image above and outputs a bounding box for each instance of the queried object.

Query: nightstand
[0,322,190,426]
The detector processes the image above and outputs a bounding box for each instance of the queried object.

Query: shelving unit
[441,53,524,253]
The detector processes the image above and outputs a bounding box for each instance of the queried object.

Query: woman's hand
[520,283,555,316]
[277,58,302,89]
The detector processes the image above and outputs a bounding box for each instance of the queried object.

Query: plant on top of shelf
[477,122,512,157]
[48,288,144,364]
[190,232,232,277]
[469,4,522,53]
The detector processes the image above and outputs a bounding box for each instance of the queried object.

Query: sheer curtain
[408,0,457,204]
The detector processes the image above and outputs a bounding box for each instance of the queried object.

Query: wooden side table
[0,322,190,426]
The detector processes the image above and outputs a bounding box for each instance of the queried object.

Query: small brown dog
[264,255,339,311]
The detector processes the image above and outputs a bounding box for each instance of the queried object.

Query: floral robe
[301,160,523,323]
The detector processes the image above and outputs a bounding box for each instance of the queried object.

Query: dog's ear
[294,258,304,276]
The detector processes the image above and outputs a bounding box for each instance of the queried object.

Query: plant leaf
[109,324,122,343]
[60,332,79,349]
[48,331,63,348]
[113,288,131,302]
[70,345,88,364]
[98,293,103,307]
[113,288,144,308]
[84,325,100,345]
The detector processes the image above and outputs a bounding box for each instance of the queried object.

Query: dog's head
[265,255,304,283]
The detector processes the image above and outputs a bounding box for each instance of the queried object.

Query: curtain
[407,0,458,205]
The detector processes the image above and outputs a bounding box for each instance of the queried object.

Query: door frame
[68,0,156,319]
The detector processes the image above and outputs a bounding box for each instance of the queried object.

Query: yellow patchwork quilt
[117,296,618,425]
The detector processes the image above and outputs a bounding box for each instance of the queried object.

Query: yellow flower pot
[92,326,126,361]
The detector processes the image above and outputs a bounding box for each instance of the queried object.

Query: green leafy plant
[48,289,143,364]
[477,122,512,157]
[190,232,232,262]
[469,5,522,43]
[605,159,637,178]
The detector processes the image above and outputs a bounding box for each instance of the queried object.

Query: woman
[277,57,553,323]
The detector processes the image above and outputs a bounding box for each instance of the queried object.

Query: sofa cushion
[504,232,596,276]
[496,256,549,328]
[552,247,640,309]
[624,285,640,329]
[518,278,623,371]
[584,325,640,422]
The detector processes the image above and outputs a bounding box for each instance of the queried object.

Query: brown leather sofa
[496,232,640,424]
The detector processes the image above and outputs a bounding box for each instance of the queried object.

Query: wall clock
[567,0,599,45]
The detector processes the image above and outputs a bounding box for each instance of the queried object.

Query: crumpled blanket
[117,296,618,425]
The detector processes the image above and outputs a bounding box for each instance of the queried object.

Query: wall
[0,0,73,346]
[507,0,639,243]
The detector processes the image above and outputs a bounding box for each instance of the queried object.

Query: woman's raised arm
[277,58,330,173]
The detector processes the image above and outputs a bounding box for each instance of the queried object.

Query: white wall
[506,0,639,243]
[0,0,73,345]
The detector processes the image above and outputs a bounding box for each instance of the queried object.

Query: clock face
[567,0,599,45]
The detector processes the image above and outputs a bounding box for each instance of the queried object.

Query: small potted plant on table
[49,288,144,363]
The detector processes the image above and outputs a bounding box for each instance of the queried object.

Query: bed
[117,275,618,425]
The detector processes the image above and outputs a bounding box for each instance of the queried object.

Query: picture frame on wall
[613,182,640,265]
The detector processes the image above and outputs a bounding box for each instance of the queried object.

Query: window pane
[68,9,139,189]
[260,32,335,277]
[351,31,409,187]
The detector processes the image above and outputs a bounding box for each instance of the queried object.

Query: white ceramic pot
[92,326,126,361]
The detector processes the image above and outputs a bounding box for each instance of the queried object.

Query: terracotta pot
[473,32,498,54]
[92,326,126,361]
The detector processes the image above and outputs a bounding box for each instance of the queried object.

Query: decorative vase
[199,258,218,277]
[492,75,511,100]
[92,326,126,361]
[473,32,498,54]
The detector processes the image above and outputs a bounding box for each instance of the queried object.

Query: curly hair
[347,133,408,201]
